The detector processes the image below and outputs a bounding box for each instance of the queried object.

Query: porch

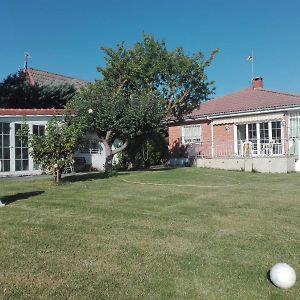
[189,139,299,173]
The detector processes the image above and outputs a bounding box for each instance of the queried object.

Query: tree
[20,118,81,182]
[98,34,218,119]
[0,70,76,108]
[67,81,165,173]
[96,34,218,167]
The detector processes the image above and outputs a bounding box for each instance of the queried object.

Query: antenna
[246,50,254,84]
[24,52,32,70]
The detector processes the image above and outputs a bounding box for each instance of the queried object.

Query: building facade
[168,78,300,172]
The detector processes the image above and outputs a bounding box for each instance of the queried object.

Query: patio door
[14,124,29,171]
[0,122,10,172]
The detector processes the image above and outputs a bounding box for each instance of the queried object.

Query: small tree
[20,118,80,182]
[68,81,165,174]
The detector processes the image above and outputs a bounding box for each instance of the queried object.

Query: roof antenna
[246,50,254,86]
[24,52,32,70]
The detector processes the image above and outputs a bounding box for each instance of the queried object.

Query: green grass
[0,168,299,299]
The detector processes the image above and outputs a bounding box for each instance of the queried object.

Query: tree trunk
[101,136,128,175]
[53,168,61,183]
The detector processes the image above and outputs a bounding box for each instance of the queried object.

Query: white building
[0,109,106,176]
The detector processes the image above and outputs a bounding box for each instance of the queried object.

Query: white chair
[242,141,253,156]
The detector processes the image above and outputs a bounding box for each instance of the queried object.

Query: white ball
[270,263,297,289]
[88,108,93,114]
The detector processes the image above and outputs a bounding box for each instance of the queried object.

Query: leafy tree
[67,81,165,174]
[20,118,80,182]
[0,70,76,108]
[95,34,218,167]
[98,34,218,119]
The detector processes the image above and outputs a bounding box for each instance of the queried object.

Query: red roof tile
[0,108,65,116]
[26,68,88,89]
[190,88,300,118]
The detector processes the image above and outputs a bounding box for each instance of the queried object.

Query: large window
[0,122,10,172]
[289,112,300,138]
[183,125,201,144]
[15,124,29,171]
[237,121,283,156]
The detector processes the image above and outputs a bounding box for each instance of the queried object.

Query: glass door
[15,124,29,171]
[0,122,10,172]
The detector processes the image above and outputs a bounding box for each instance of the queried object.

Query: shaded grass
[0,168,299,299]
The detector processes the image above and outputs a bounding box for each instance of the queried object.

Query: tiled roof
[26,68,88,89]
[0,108,65,116]
[190,88,300,118]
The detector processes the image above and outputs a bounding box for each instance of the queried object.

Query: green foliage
[120,131,169,169]
[68,81,165,173]
[20,119,81,182]
[0,70,76,108]
[98,34,218,119]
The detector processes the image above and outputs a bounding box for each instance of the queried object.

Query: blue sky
[1,0,300,97]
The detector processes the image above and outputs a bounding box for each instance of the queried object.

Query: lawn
[0,168,299,299]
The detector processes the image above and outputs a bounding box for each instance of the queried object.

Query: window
[0,122,10,172]
[248,123,257,154]
[271,121,282,154]
[289,112,300,138]
[183,125,201,144]
[78,140,100,154]
[237,121,283,156]
[259,122,269,154]
[15,124,29,171]
[33,124,45,136]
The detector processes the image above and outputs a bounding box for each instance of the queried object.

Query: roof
[25,68,88,89]
[190,88,300,118]
[0,108,65,116]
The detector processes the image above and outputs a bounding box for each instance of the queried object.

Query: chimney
[252,77,263,89]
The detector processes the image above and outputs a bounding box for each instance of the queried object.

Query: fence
[185,138,299,159]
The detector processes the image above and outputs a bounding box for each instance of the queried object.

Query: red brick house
[168,78,300,172]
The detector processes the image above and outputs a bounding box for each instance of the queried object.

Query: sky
[1,0,300,98]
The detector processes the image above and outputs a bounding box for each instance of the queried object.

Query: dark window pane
[3,148,10,159]
[0,137,2,148]
[0,150,2,159]
[3,135,10,147]
[15,137,21,147]
[39,126,45,136]
[3,160,10,172]
[15,124,21,134]
[23,160,29,170]
[22,139,28,147]
[22,149,29,159]
[15,148,21,159]
[3,123,10,134]
[15,160,22,171]
[33,125,39,135]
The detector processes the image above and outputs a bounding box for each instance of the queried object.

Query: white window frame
[182,125,202,144]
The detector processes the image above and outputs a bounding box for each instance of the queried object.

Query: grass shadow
[62,171,130,183]
[0,191,45,206]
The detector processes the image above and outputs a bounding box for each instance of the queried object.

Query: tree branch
[112,140,128,155]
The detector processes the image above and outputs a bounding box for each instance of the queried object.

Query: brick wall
[213,124,235,157]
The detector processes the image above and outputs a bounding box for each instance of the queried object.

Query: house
[0,69,107,176]
[168,78,300,173]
